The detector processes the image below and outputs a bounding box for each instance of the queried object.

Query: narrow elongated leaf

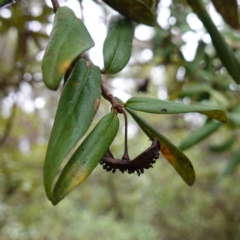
[44,59,101,201]
[103,15,135,74]
[52,112,119,205]
[178,85,210,98]
[42,6,94,90]
[126,108,195,186]
[186,0,240,84]
[179,121,222,151]
[103,0,156,26]
[209,138,235,153]
[219,150,240,178]
[125,96,227,123]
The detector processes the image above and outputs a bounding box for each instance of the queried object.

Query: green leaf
[126,108,195,186]
[42,6,94,90]
[52,112,119,205]
[44,59,101,201]
[125,96,228,123]
[219,150,240,178]
[228,112,240,126]
[178,85,210,98]
[179,121,222,151]
[186,0,240,84]
[209,138,235,153]
[103,15,135,74]
[103,0,156,26]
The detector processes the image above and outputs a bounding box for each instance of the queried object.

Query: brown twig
[78,0,85,22]
[101,81,112,100]
[101,81,130,160]
[51,0,60,13]
[121,109,130,161]
[101,82,123,112]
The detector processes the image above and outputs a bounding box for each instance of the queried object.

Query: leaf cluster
[40,1,232,204]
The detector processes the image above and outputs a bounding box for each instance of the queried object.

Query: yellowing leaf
[52,112,119,205]
[44,59,101,201]
[126,108,195,186]
[42,7,94,90]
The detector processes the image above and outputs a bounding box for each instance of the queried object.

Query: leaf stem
[101,82,123,113]
[121,109,130,161]
[101,81,112,101]
[101,81,130,160]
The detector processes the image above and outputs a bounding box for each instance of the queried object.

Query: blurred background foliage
[1,0,240,239]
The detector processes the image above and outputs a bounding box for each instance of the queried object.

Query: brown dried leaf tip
[100,139,160,176]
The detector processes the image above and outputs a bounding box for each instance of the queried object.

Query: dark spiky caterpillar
[100,139,160,176]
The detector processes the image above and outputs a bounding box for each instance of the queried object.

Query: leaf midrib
[52,13,77,76]
[105,30,121,73]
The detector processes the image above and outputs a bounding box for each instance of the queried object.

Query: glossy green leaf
[42,6,94,90]
[179,121,222,151]
[125,96,227,123]
[103,15,135,74]
[219,150,240,178]
[52,112,119,205]
[103,0,156,26]
[186,0,240,84]
[126,108,195,186]
[44,59,101,201]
